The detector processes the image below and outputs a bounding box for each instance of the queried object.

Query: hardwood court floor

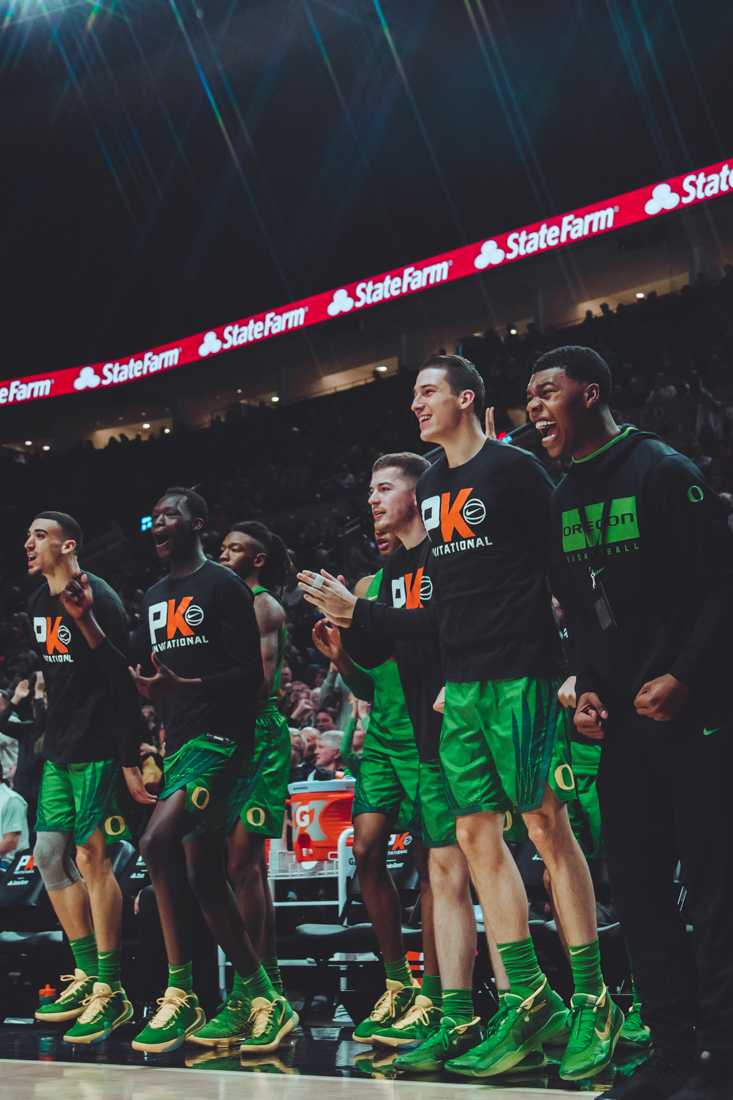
[3,1058,600,1100]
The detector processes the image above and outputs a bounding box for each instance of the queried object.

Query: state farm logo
[34,616,71,656]
[199,331,222,357]
[326,261,451,318]
[473,207,616,267]
[422,489,486,542]
[644,164,732,215]
[74,367,101,391]
[474,240,505,269]
[148,597,206,647]
[392,568,432,609]
[74,348,181,388]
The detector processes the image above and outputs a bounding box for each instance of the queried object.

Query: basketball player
[527,346,733,1100]
[189,521,298,1046]
[25,511,154,1044]
[299,355,620,1081]
[129,488,296,1055]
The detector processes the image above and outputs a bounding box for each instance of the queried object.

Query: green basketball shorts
[440,677,576,817]
[226,709,291,838]
[568,739,603,860]
[417,759,456,848]
[353,732,420,831]
[36,759,130,846]
[160,733,245,837]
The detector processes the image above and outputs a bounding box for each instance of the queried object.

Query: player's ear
[254,551,267,570]
[584,382,601,410]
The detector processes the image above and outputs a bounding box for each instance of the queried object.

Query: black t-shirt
[28,572,141,766]
[354,440,561,682]
[347,539,443,761]
[140,561,263,756]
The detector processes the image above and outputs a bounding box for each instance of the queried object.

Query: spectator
[314,709,336,733]
[0,763,30,870]
[308,731,345,780]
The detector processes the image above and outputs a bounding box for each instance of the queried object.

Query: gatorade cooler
[288,778,355,862]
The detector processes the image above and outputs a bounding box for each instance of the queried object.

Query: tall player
[25,511,154,1044]
[129,488,296,1055]
[527,347,733,1100]
[189,521,297,1046]
[299,355,621,1081]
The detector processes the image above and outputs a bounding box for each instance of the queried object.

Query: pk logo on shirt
[422,489,487,542]
[34,616,72,657]
[392,569,433,608]
[148,597,207,649]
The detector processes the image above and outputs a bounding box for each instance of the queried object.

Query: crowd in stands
[1,267,733,842]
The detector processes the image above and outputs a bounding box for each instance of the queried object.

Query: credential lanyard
[577,497,612,590]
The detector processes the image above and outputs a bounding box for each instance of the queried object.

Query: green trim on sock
[497,937,545,998]
[232,970,251,1004]
[421,974,442,1007]
[241,964,276,1002]
[568,939,604,998]
[70,933,98,978]
[384,957,412,987]
[168,961,193,993]
[442,988,473,1025]
[97,949,121,991]
[263,957,284,995]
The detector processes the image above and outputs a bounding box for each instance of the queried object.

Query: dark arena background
[1,3,733,1099]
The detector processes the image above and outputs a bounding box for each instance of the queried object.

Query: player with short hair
[130,488,296,1055]
[528,346,733,1100]
[190,521,298,1047]
[300,354,620,1081]
[25,510,154,1044]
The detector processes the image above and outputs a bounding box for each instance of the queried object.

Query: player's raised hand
[59,572,94,621]
[312,619,344,661]
[298,569,357,627]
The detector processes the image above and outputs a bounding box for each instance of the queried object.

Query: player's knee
[455,814,491,852]
[75,840,110,881]
[139,824,166,871]
[525,809,560,853]
[353,833,384,874]
[34,832,80,892]
[227,847,261,891]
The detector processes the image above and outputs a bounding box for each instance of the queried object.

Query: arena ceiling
[2,0,732,382]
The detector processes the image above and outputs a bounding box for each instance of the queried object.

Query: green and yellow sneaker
[187,995,251,1047]
[445,981,569,1078]
[371,994,442,1048]
[618,1000,650,1048]
[393,1015,483,1073]
[62,983,133,1044]
[239,996,299,1055]
[35,971,97,1024]
[559,986,625,1081]
[131,987,206,1053]
[353,1050,400,1079]
[352,980,419,1044]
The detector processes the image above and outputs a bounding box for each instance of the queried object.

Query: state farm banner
[2,158,731,409]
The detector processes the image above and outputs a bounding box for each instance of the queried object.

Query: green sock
[70,933,98,978]
[263,956,284,995]
[497,937,545,999]
[442,988,474,1025]
[97,949,121,991]
[232,970,252,1006]
[168,961,193,994]
[421,974,442,1007]
[568,940,604,998]
[241,964,276,1002]
[384,957,413,987]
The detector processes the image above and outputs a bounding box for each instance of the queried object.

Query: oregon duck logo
[554,764,576,792]
[191,785,211,811]
[104,814,127,837]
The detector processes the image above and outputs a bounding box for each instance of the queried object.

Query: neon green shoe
[62,983,133,1044]
[131,987,206,1053]
[618,1000,651,1048]
[393,1015,483,1073]
[352,980,419,1044]
[187,995,251,1047]
[559,987,625,1081]
[371,994,442,1048]
[353,1050,400,1079]
[445,981,569,1078]
[239,996,299,1055]
[35,970,97,1023]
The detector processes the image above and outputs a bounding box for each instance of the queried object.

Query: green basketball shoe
[559,987,625,1081]
[239,996,299,1055]
[371,994,442,1048]
[618,1001,651,1048]
[188,995,251,1047]
[62,983,133,1045]
[352,980,419,1044]
[393,1015,483,1073]
[131,987,206,1053]
[445,981,569,1078]
[35,970,97,1024]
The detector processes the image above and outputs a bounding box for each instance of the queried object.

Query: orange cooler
[288,778,355,861]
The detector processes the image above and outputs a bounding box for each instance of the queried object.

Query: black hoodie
[550,426,733,721]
